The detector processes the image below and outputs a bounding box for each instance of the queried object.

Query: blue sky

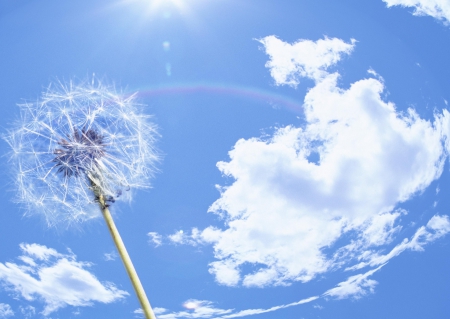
[1,0,450,318]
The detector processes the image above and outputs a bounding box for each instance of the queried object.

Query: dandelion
[4,77,159,319]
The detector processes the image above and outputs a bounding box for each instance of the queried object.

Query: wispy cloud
[0,304,14,318]
[0,243,128,315]
[218,297,319,318]
[158,214,450,318]
[347,214,450,271]
[325,214,450,298]
[103,251,118,261]
[168,229,201,246]
[383,0,450,25]
[134,307,168,318]
[148,232,163,247]
[324,267,381,300]
[154,300,233,319]
[150,297,318,319]
[19,305,35,318]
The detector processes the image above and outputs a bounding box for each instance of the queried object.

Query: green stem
[95,189,156,319]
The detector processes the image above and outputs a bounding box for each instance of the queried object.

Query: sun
[148,0,188,11]
[113,0,191,14]
[153,0,183,5]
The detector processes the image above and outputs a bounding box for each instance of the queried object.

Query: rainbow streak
[132,82,304,114]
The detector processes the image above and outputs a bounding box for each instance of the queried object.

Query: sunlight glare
[183,301,200,310]
[150,0,187,11]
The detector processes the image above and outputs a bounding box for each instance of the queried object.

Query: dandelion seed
[5,77,158,227]
[4,77,159,319]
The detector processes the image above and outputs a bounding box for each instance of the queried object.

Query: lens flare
[183,300,200,310]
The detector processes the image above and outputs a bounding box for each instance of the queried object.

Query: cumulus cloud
[258,35,355,86]
[202,76,446,286]
[0,243,128,315]
[158,214,450,318]
[169,36,450,288]
[0,304,14,318]
[383,0,450,24]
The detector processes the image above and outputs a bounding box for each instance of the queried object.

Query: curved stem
[93,185,156,319]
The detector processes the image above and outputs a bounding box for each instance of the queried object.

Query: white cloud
[153,296,318,319]
[134,307,169,318]
[383,0,450,24]
[155,307,169,314]
[208,260,241,286]
[0,304,14,318]
[160,215,450,318]
[168,230,190,244]
[134,308,144,317]
[168,229,201,246]
[219,296,318,319]
[0,243,128,315]
[347,214,450,270]
[324,267,381,299]
[327,214,450,298]
[103,251,118,261]
[148,232,163,247]
[19,305,35,318]
[202,75,446,286]
[258,35,355,86]
[172,36,450,288]
[313,304,324,310]
[154,300,233,319]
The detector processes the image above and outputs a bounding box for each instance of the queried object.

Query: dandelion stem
[95,189,156,319]
[9,78,160,316]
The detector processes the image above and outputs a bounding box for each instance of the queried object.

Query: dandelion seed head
[53,127,107,178]
[4,78,159,227]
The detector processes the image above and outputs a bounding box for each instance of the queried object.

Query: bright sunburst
[111,0,190,14]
